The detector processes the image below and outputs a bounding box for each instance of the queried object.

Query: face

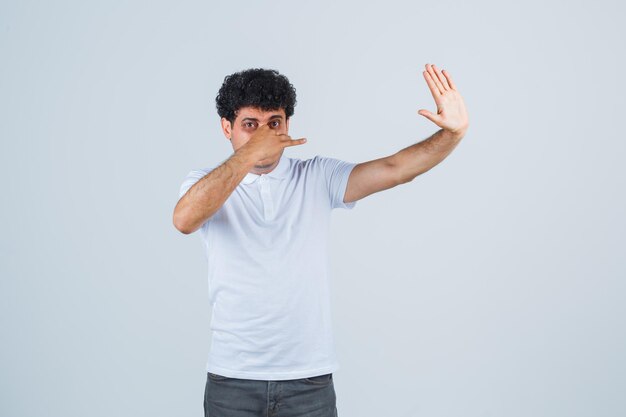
[220,106,290,173]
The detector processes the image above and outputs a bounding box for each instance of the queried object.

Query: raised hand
[241,123,307,162]
[418,63,469,135]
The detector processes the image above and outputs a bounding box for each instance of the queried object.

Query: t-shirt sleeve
[315,155,358,210]
[178,169,210,199]
[177,168,214,233]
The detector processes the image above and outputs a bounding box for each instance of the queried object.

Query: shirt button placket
[259,176,273,220]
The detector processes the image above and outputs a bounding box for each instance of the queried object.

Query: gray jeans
[204,372,338,417]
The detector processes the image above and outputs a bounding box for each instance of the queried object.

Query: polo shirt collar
[241,153,290,185]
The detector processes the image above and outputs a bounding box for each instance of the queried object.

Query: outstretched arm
[344,63,470,204]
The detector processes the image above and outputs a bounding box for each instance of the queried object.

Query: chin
[255,160,273,169]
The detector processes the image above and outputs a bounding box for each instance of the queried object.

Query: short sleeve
[314,155,358,210]
[178,168,212,199]
[177,168,214,233]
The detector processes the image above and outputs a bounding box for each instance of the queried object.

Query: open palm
[418,63,469,135]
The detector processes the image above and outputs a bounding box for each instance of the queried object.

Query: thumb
[417,109,442,125]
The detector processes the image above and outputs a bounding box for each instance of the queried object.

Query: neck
[251,157,280,175]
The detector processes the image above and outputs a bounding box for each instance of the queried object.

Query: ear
[220,117,232,140]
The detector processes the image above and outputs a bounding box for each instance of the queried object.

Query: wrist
[444,126,467,140]
[450,122,468,137]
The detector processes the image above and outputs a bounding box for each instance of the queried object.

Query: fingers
[424,63,456,95]
[431,64,450,90]
[423,70,441,100]
[283,137,307,147]
[255,125,307,148]
[441,69,457,91]
[425,63,446,94]
[258,123,281,135]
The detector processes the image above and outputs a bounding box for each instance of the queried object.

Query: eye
[244,122,256,129]
[270,120,280,128]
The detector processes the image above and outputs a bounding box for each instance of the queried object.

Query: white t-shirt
[178,153,357,380]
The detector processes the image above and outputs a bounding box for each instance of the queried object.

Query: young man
[173,65,469,417]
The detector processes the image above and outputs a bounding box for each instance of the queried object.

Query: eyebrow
[241,115,284,122]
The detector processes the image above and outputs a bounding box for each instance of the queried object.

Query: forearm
[173,148,257,234]
[392,128,465,183]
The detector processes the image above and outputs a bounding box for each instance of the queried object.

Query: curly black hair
[215,68,297,124]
